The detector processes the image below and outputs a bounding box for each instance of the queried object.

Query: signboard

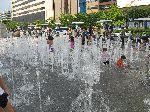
[117,0,150,8]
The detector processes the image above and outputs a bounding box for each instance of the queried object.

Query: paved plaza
[0,35,149,112]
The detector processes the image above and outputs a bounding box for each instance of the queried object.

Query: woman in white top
[0,74,14,112]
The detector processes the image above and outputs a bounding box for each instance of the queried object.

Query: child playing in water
[117,55,126,68]
[101,48,110,66]
[70,36,75,49]
[47,35,54,52]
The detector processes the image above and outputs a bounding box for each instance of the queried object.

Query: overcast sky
[0,0,11,12]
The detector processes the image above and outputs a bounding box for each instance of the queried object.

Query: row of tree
[2,4,150,30]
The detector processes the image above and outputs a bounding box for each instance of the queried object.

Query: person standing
[120,28,125,49]
[101,48,110,66]
[70,36,75,49]
[47,35,54,52]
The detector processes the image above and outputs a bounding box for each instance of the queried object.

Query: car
[54,27,69,35]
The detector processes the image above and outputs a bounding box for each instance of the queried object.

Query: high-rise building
[0,11,12,21]
[11,0,54,22]
[79,0,86,13]
[12,0,78,23]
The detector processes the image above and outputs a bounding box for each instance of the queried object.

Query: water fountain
[0,33,149,112]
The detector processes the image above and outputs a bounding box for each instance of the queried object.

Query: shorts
[103,61,109,65]
[0,93,8,108]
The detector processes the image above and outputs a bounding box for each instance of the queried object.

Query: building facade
[79,0,86,13]
[54,0,78,21]
[12,0,78,23]
[86,0,117,14]
[0,11,11,21]
[12,0,54,22]
[86,0,99,14]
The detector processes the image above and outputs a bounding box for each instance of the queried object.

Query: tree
[59,14,75,26]
[34,19,45,27]
[126,6,150,19]
[47,17,56,29]
[96,11,107,20]
[5,21,18,30]
[106,4,125,26]
[85,13,99,27]
[74,13,87,22]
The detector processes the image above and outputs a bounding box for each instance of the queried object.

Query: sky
[0,0,11,12]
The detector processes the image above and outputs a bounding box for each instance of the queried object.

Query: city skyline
[0,0,11,11]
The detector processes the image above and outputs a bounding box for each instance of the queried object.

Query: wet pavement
[0,36,149,112]
[0,56,149,112]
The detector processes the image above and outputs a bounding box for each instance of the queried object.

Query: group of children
[46,34,128,68]
[101,47,127,68]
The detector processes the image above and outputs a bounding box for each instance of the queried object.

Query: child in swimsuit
[70,36,75,49]
[117,55,126,68]
[47,35,54,52]
[101,48,110,65]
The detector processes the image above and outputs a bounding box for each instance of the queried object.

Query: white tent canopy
[134,18,150,21]
[72,22,84,24]
[97,20,112,23]
[55,22,61,25]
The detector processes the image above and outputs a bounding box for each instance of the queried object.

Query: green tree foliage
[59,14,75,26]
[34,19,45,27]
[96,11,107,20]
[74,13,87,22]
[59,5,125,27]
[106,5,125,26]
[85,13,99,26]
[125,5,150,19]
[5,21,18,30]
[47,17,56,29]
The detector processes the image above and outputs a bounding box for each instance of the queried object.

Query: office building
[86,0,117,14]
[12,0,54,22]
[12,0,78,23]
[86,0,99,14]
[54,0,78,21]
[0,11,12,21]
